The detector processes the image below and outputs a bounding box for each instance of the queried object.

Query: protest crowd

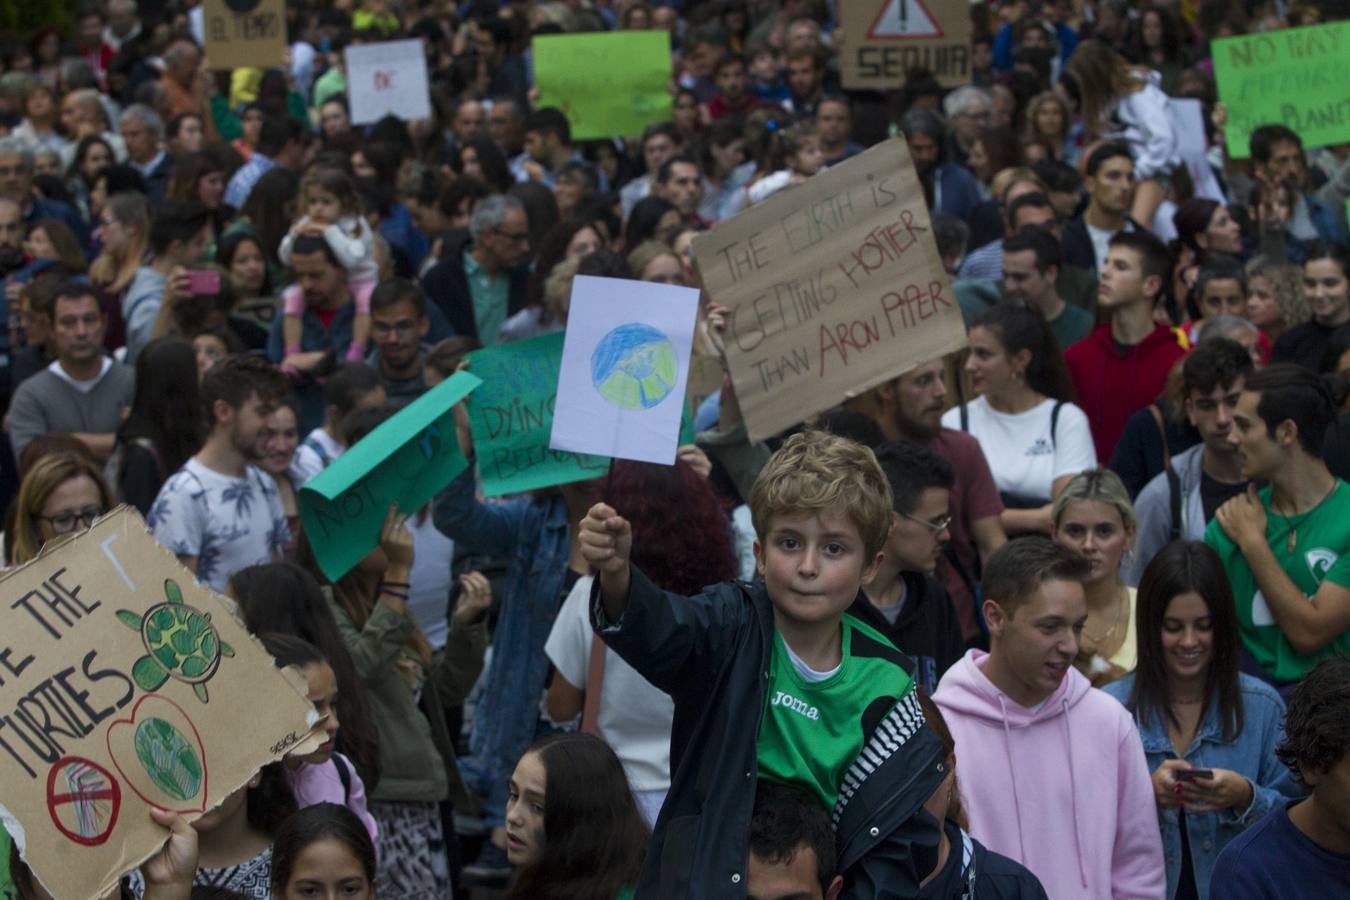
[2,0,1350,898]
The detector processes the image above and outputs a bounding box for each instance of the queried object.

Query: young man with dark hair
[1002,225,1093,350]
[705,53,762,122]
[289,362,386,485]
[1065,229,1187,463]
[1127,337,1253,585]
[123,199,213,361]
[785,46,827,118]
[368,278,432,402]
[853,441,965,693]
[149,356,290,593]
[816,97,862,166]
[747,779,843,900]
[520,107,580,187]
[1207,364,1350,689]
[1061,141,1140,272]
[934,537,1164,898]
[620,122,685,216]
[223,115,304,208]
[7,280,134,461]
[1190,256,1247,323]
[655,155,706,224]
[1211,656,1350,894]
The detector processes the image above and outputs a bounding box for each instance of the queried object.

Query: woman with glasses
[10,451,113,565]
[942,303,1097,535]
[1052,469,1138,689]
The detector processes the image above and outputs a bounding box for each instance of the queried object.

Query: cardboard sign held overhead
[1212,22,1350,159]
[345,39,433,126]
[691,138,967,443]
[0,508,325,900]
[839,0,972,90]
[202,0,287,71]
[300,371,480,581]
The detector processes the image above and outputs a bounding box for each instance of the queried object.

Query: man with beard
[149,355,290,593]
[7,280,134,461]
[896,107,982,225]
[847,359,1007,646]
[367,279,432,403]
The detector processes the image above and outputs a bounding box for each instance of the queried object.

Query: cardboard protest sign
[202,0,287,71]
[839,0,972,90]
[550,276,700,465]
[534,32,673,139]
[465,332,610,497]
[1212,22,1350,159]
[300,371,480,581]
[692,138,967,442]
[345,39,433,126]
[0,509,324,899]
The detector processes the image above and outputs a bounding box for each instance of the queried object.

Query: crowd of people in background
[2,0,1350,898]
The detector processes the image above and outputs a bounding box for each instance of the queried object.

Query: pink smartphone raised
[188,270,221,295]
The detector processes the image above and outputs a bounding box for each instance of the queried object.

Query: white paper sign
[345,40,432,126]
[549,276,699,465]
[1167,98,1227,204]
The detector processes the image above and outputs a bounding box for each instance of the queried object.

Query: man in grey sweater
[8,280,134,461]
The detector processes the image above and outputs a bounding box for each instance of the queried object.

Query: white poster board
[550,276,699,465]
[345,40,432,126]
[1168,98,1228,204]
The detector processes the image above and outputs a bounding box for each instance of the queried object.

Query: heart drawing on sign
[106,693,210,813]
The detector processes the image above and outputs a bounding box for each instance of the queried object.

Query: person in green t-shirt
[1207,364,1350,686]
[583,430,946,897]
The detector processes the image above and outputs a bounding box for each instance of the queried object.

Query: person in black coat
[419,195,531,343]
[857,441,971,689]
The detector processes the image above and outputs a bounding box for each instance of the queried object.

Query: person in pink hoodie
[934,537,1165,899]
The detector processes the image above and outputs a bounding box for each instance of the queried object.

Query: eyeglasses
[902,511,952,535]
[371,319,421,337]
[37,506,104,534]
[495,228,530,244]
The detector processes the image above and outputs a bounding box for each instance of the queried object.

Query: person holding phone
[1105,542,1300,900]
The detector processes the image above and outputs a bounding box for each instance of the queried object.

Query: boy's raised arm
[579,502,633,622]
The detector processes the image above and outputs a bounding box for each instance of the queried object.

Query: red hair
[604,459,739,595]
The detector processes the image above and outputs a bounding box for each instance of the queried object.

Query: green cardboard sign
[1212,23,1350,159]
[300,371,481,581]
[465,332,609,496]
[534,32,673,140]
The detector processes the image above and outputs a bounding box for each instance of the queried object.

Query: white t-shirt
[1086,222,1115,273]
[544,575,673,792]
[941,396,1097,502]
[407,509,455,649]
[289,428,344,486]
[148,459,289,594]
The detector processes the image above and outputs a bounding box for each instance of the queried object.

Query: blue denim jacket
[432,467,571,825]
[1104,673,1301,900]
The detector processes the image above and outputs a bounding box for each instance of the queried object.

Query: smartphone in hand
[187,270,221,295]
[1174,768,1215,782]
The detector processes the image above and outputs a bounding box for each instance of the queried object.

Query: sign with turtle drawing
[0,508,326,900]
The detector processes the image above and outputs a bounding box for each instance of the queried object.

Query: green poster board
[534,31,673,140]
[300,371,481,580]
[465,332,610,496]
[1212,22,1350,159]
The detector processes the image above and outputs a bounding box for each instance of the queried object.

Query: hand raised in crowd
[453,570,493,625]
[165,266,194,304]
[140,807,199,900]
[1215,484,1269,552]
[677,443,712,479]
[699,301,730,358]
[579,502,633,576]
[378,503,415,573]
[1176,768,1255,815]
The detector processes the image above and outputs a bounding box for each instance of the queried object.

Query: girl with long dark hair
[503,733,649,900]
[270,804,377,900]
[942,303,1096,533]
[113,336,204,516]
[1105,541,1299,900]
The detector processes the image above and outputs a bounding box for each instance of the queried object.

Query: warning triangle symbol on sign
[866,0,944,39]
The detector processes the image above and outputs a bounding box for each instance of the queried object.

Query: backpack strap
[1050,400,1063,451]
[302,434,333,468]
[334,752,352,804]
[1147,404,1171,472]
[1166,465,1183,541]
[959,402,969,433]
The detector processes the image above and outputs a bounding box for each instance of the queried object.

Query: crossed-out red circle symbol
[46,756,122,846]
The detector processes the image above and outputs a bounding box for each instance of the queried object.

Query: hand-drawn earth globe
[591,323,678,410]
